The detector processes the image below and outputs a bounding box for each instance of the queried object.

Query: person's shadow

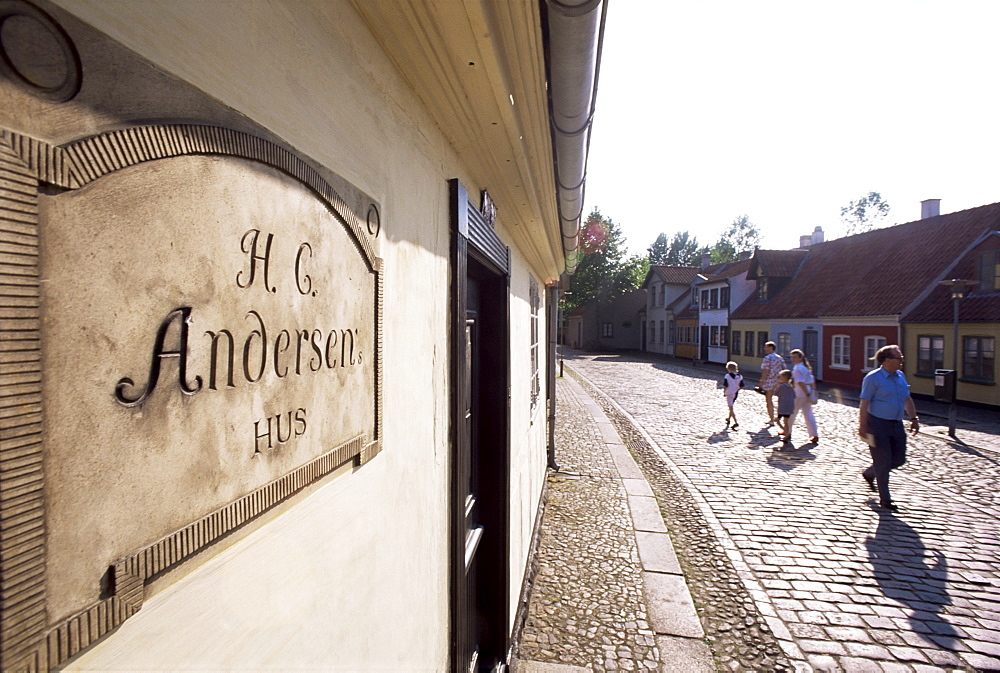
[864,510,958,649]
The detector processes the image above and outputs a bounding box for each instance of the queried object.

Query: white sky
[583,1,1000,257]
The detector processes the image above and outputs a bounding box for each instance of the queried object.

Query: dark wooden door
[451,179,509,672]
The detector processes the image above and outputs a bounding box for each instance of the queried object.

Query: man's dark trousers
[863,415,907,505]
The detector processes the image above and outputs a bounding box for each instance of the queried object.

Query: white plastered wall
[44,0,546,669]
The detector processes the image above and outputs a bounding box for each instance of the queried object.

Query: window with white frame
[668,320,676,343]
[917,335,944,375]
[964,336,995,383]
[720,326,729,347]
[980,250,1000,292]
[659,320,665,342]
[777,332,792,360]
[744,331,754,357]
[864,336,886,370]
[832,334,851,369]
[601,322,613,338]
[710,325,719,346]
[732,330,741,354]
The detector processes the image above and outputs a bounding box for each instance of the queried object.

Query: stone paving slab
[656,635,716,672]
[623,477,654,497]
[609,443,646,479]
[516,662,590,673]
[644,572,704,638]
[635,531,683,575]
[629,495,669,533]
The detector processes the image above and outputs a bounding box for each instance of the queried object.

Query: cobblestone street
[557,351,1000,672]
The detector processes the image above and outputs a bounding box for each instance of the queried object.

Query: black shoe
[878,501,898,512]
[863,472,876,492]
[731,422,739,429]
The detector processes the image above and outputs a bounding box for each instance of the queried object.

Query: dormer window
[757,277,769,301]
[979,250,1000,291]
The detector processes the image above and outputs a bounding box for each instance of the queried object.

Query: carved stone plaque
[0,124,383,669]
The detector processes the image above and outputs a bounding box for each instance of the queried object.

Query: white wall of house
[644,279,690,355]
[31,1,551,670]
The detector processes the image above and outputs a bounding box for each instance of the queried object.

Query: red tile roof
[731,203,1000,320]
[748,249,809,278]
[696,258,753,284]
[905,231,1000,322]
[641,265,700,287]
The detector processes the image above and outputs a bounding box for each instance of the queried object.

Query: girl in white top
[787,349,819,444]
[722,361,745,430]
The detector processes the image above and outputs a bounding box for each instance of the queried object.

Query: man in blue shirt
[858,345,920,512]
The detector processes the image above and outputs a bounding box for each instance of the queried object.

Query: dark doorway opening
[450,179,510,672]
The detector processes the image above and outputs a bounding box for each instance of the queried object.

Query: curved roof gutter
[543,0,607,275]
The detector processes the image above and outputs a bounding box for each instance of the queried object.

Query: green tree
[711,214,760,263]
[648,231,707,266]
[647,233,671,264]
[841,191,890,235]
[564,209,647,313]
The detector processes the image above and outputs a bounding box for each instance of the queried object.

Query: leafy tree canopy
[564,209,648,312]
[711,214,760,263]
[648,231,708,266]
[841,191,890,235]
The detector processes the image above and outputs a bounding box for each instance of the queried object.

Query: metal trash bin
[934,369,955,403]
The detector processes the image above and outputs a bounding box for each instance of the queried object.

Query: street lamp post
[938,279,974,438]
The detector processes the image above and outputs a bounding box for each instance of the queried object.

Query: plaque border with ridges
[0,125,384,671]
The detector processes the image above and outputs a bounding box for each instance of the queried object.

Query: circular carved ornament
[366,203,380,237]
[0,0,81,103]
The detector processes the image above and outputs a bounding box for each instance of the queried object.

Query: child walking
[722,361,745,429]
[774,369,796,446]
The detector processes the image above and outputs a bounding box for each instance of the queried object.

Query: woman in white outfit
[786,349,819,444]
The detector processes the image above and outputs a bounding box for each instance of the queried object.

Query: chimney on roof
[799,234,812,249]
[812,226,824,245]
[700,253,711,270]
[921,199,941,219]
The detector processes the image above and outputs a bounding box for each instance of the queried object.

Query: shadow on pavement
[946,438,999,465]
[708,430,730,444]
[746,426,783,451]
[765,444,818,470]
[865,511,958,650]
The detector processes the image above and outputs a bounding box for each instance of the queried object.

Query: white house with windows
[695,258,755,364]
[640,265,700,355]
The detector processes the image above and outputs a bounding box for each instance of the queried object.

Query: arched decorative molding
[0,125,384,671]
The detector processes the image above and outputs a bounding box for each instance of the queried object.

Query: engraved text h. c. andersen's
[113,229,363,456]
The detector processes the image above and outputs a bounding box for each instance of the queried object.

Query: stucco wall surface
[30,0,548,669]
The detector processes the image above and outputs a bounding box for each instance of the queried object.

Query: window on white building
[601,322,613,338]
[777,332,791,360]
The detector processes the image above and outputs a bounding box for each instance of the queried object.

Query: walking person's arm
[858,398,870,441]
[905,396,919,434]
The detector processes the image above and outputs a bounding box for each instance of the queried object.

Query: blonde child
[774,369,796,445]
[722,361,745,429]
